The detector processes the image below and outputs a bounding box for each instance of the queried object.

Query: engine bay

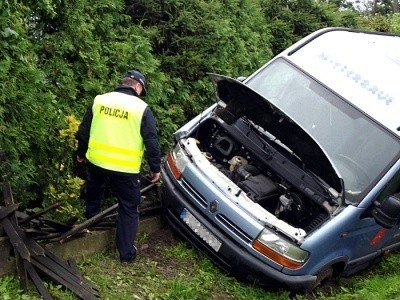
[191,117,338,233]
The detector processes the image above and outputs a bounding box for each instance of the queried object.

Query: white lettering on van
[319,52,393,105]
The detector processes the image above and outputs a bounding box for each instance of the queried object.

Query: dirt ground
[136,225,190,278]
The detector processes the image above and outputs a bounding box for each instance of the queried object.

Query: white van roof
[287,28,400,137]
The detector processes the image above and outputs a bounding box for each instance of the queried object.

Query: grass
[75,237,291,300]
[2,228,400,300]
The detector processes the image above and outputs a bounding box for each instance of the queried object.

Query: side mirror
[372,193,400,228]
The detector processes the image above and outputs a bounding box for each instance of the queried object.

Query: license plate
[180,208,222,252]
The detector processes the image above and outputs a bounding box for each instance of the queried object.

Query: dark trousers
[85,163,140,262]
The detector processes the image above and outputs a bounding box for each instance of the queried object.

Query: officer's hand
[150,172,161,183]
[76,155,86,164]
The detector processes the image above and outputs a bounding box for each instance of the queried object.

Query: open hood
[208,73,342,193]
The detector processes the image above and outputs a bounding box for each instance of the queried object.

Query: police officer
[75,70,161,264]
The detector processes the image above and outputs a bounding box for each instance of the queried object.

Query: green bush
[0,1,63,206]
[0,0,395,218]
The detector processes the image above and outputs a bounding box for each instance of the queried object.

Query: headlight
[166,142,190,180]
[252,228,309,269]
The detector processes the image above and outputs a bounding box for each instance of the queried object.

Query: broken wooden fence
[0,180,159,299]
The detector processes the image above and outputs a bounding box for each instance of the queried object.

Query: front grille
[216,214,252,244]
[179,175,253,245]
[180,178,208,208]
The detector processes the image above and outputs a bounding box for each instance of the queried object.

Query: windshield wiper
[305,169,340,206]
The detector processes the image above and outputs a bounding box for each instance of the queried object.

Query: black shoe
[120,257,136,265]
[120,247,137,265]
[120,259,134,265]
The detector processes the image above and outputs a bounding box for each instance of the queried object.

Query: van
[160,28,400,291]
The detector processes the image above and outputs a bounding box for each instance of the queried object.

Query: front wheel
[290,266,334,298]
[313,266,333,289]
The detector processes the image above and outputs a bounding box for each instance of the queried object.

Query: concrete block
[0,236,14,277]
[0,215,164,277]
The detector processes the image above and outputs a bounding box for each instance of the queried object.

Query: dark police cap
[124,70,147,96]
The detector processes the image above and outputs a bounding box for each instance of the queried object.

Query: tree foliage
[261,0,359,55]
[0,1,62,204]
[0,0,397,211]
[125,0,272,118]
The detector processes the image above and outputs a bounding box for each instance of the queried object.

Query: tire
[313,266,334,289]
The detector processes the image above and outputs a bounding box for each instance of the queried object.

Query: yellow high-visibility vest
[86,91,147,173]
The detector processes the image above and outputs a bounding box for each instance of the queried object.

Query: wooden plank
[18,202,63,225]
[44,249,86,280]
[58,203,118,242]
[0,204,20,220]
[33,254,99,296]
[24,260,54,300]
[1,216,31,261]
[24,228,56,236]
[1,181,30,288]
[67,257,99,292]
[30,257,99,300]
[41,218,73,232]
[31,232,62,241]
[16,255,29,291]
[0,236,12,275]
[2,179,98,298]
[58,183,156,242]
[2,181,45,257]
[42,249,99,293]
[13,218,45,257]
[2,181,15,207]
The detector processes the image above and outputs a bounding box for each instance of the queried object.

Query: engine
[194,119,329,232]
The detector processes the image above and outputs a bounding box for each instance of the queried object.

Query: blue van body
[160,28,400,291]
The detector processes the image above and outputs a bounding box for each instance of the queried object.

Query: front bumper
[160,164,316,291]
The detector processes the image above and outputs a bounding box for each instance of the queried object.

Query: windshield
[246,59,400,201]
